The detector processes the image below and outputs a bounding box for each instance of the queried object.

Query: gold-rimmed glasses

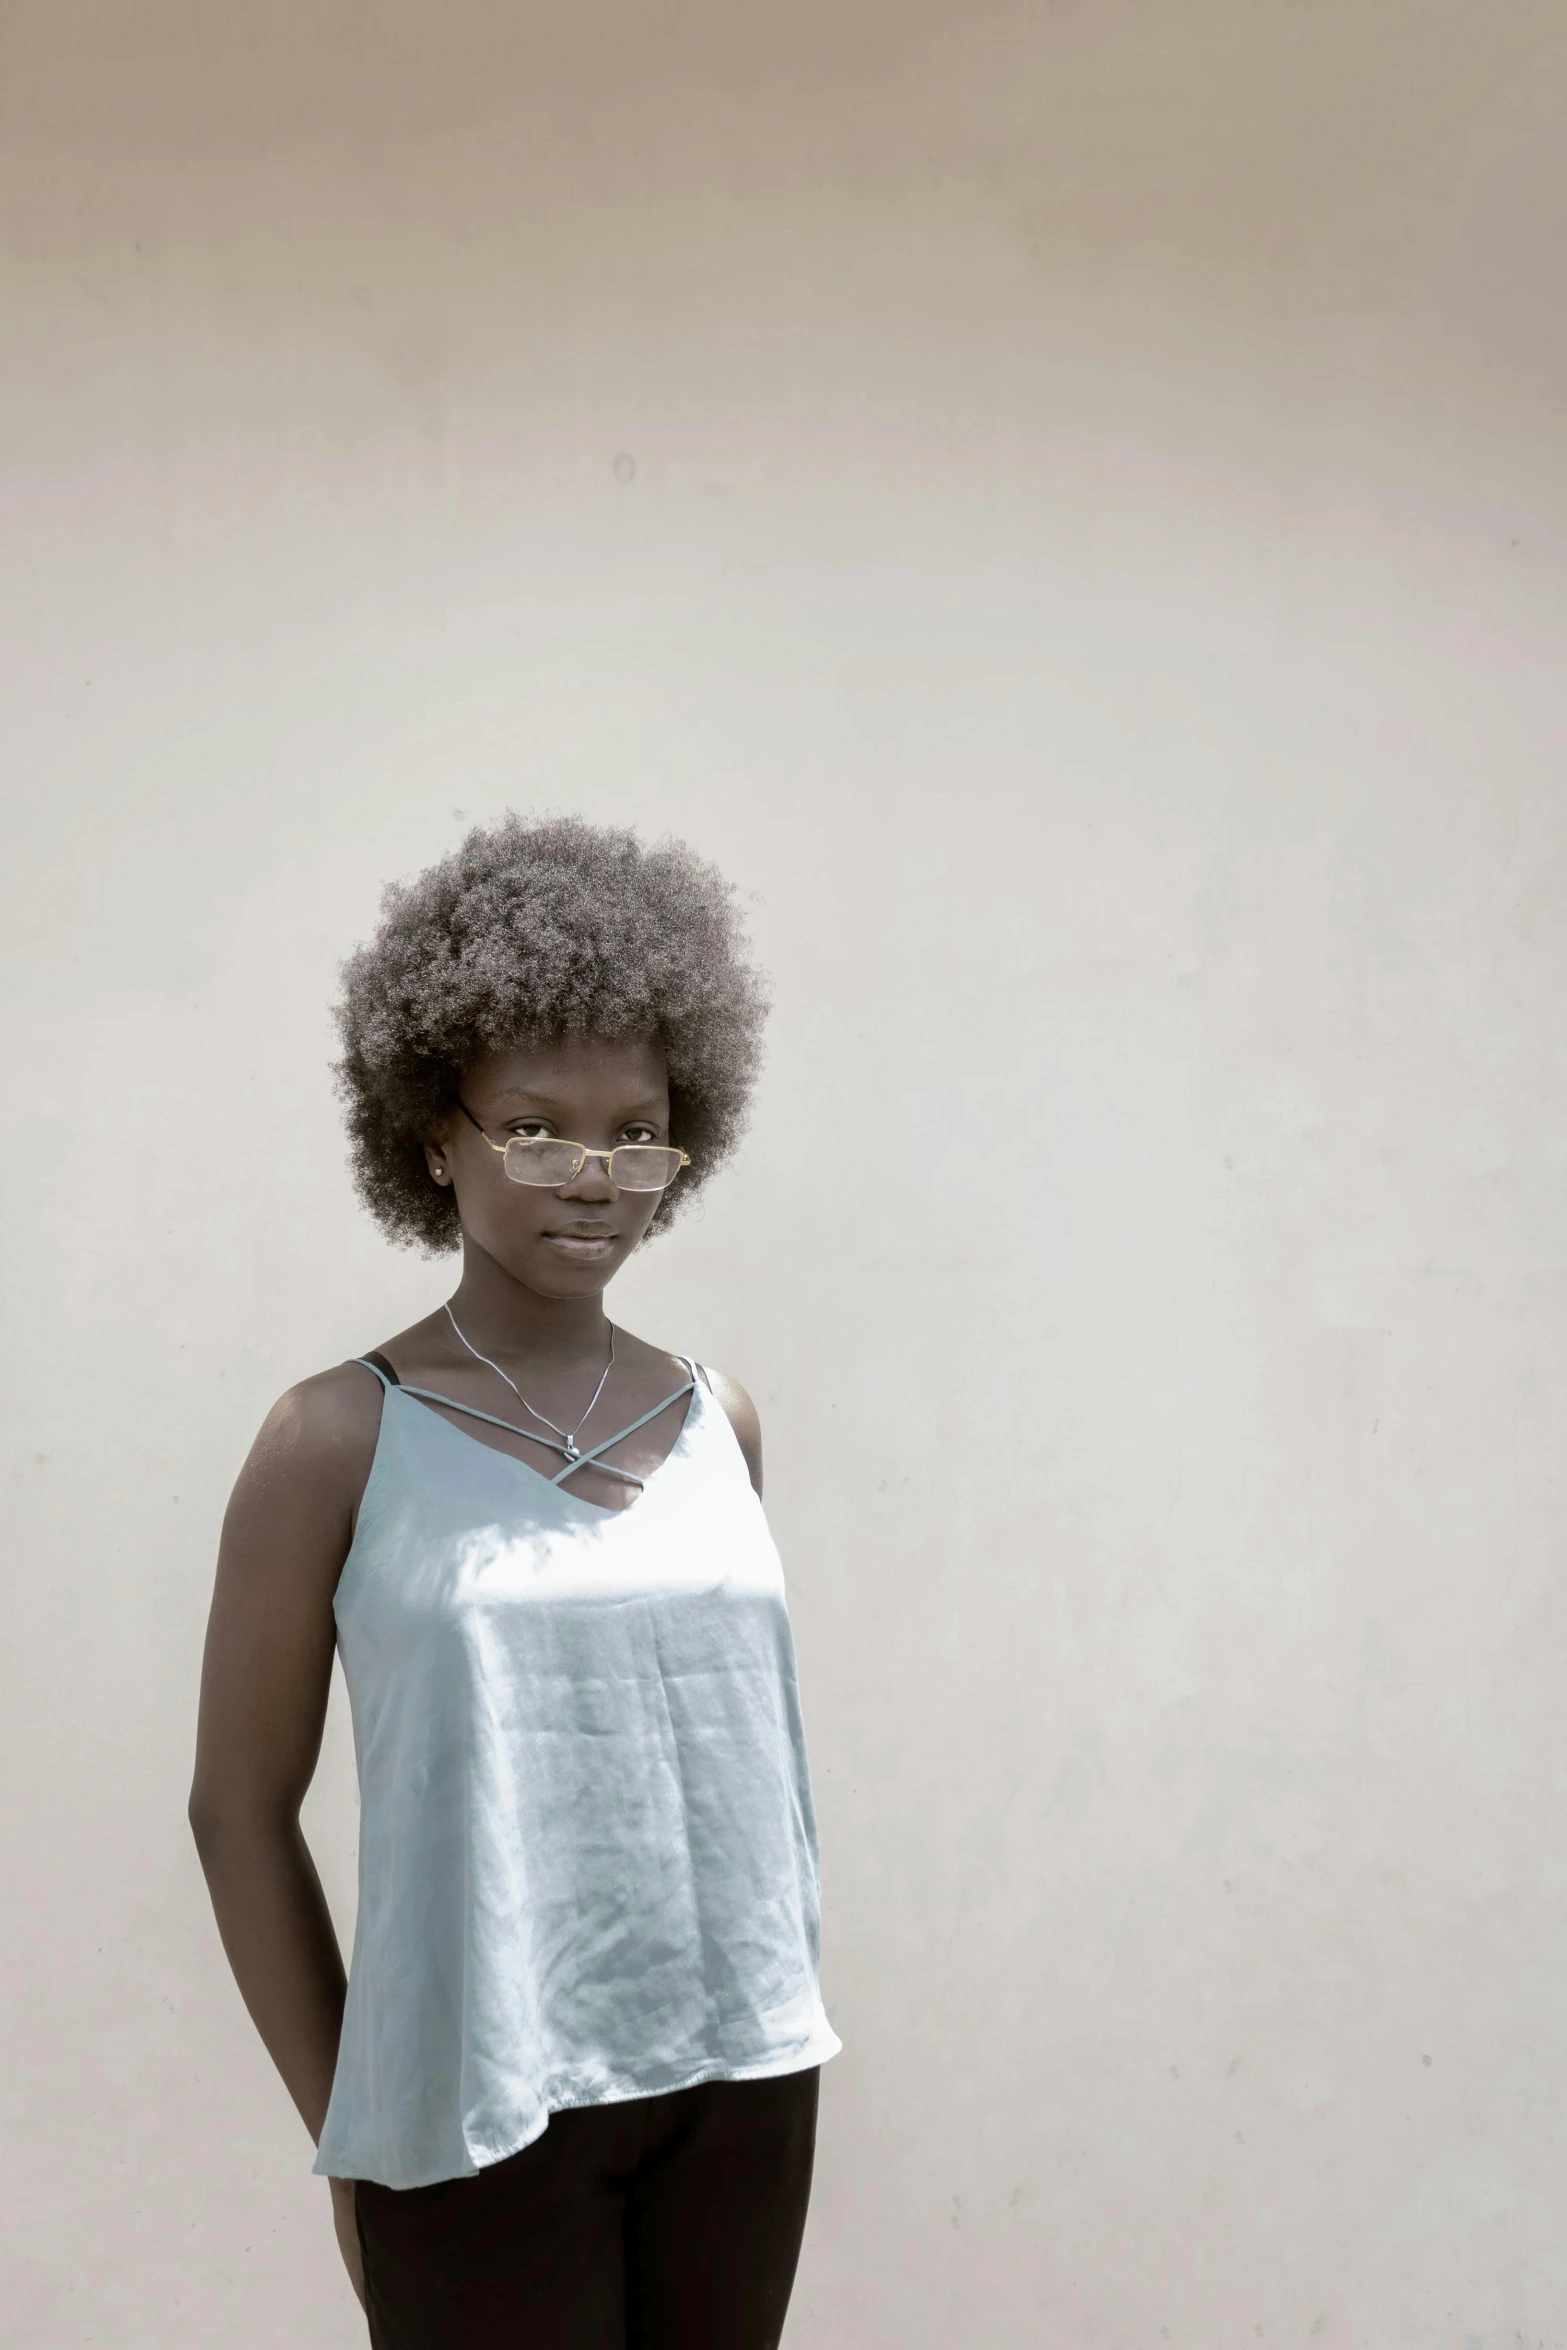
[455,1099,690,1192]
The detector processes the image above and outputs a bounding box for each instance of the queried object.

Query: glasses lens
[609,1146,684,1192]
[501,1138,583,1186]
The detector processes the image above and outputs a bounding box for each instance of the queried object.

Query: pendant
[563,1436,581,1464]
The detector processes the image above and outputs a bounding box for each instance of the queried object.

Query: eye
[619,1123,660,1145]
[506,1119,557,1140]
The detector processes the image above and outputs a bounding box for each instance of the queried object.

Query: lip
[542,1231,618,1257]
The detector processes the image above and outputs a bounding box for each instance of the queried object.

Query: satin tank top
[312,1355,841,2189]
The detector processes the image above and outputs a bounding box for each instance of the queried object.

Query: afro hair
[332,814,769,1254]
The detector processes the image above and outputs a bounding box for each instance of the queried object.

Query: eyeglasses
[455,1099,691,1192]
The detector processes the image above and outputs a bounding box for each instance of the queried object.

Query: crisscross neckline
[355,1354,700,1517]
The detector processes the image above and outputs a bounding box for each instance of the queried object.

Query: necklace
[443,1303,615,1466]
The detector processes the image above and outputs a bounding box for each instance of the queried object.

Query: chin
[520,1251,619,1293]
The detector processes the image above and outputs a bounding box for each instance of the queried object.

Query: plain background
[3,3,1566,2345]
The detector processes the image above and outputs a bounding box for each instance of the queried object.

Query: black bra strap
[361,1349,402,1386]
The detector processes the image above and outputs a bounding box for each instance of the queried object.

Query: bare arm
[187,1368,379,2165]
[707,1367,764,1498]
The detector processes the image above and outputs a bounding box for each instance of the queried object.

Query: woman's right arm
[187,1368,380,2282]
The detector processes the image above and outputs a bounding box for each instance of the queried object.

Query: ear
[423,1121,454,1187]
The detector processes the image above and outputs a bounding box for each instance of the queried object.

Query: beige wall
[4,3,1566,2343]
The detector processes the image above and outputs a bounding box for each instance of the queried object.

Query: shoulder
[264,1358,387,1454]
[700,1365,763,1498]
[202,1360,403,1711]
[229,1359,387,1520]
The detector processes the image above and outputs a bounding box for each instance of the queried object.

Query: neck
[445,1236,611,1366]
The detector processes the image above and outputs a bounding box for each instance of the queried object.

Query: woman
[189,815,841,2348]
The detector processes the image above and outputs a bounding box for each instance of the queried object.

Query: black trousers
[354,2068,820,2350]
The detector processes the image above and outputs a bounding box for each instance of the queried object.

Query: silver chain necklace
[443,1303,616,1465]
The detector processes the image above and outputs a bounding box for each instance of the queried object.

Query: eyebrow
[485,1090,668,1119]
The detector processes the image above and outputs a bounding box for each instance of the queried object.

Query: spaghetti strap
[356,1350,402,1386]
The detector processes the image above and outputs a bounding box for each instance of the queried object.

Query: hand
[328,2176,367,2313]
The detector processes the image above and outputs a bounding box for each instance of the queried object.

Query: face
[425,1034,676,1298]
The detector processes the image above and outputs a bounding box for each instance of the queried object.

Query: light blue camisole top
[312,1354,841,2189]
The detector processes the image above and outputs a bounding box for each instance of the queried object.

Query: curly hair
[332,814,770,1254]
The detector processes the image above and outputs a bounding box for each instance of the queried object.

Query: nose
[558,1150,617,1202]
